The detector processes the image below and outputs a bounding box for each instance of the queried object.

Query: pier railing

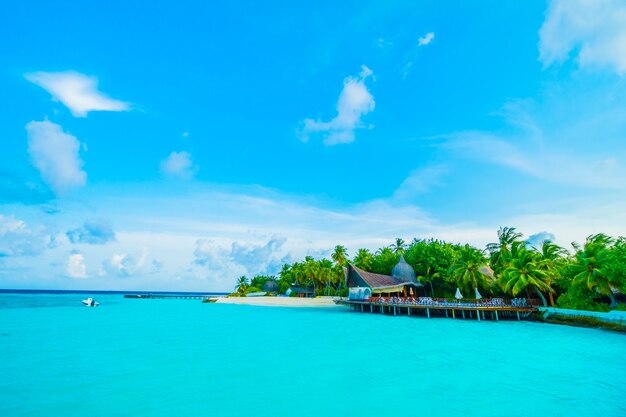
[362,296,540,308]
[340,296,539,321]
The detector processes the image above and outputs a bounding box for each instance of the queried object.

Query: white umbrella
[474,288,482,299]
[455,288,463,299]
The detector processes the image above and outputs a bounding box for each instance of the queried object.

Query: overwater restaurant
[346,255,424,300]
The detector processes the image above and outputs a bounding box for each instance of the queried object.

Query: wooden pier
[338,299,538,321]
[124,294,215,300]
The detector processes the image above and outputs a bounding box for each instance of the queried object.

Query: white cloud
[66,253,87,278]
[67,220,116,245]
[443,130,626,189]
[440,91,626,190]
[160,151,198,179]
[0,214,51,257]
[392,165,449,200]
[301,65,375,145]
[230,237,286,274]
[9,174,626,291]
[402,32,435,79]
[26,120,87,195]
[101,248,149,277]
[194,237,287,278]
[418,32,435,46]
[25,71,129,117]
[401,61,414,80]
[526,231,557,248]
[194,239,225,267]
[376,37,393,48]
[192,239,247,285]
[539,0,626,74]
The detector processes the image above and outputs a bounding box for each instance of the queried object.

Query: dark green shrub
[557,283,610,312]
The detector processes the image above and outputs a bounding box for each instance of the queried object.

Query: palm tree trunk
[548,292,555,307]
[608,292,617,308]
[534,287,548,307]
[429,282,434,298]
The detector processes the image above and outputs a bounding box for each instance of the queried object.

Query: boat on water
[82,297,99,307]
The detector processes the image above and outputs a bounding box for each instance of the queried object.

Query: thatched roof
[262,279,279,292]
[346,264,422,293]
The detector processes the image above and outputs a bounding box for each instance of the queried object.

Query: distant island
[229,227,625,314]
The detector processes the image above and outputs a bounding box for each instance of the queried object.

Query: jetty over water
[338,297,539,321]
[124,294,217,300]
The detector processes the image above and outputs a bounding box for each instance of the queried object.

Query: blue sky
[2,0,626,291]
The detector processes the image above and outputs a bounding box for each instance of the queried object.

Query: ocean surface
[1,291,625,417]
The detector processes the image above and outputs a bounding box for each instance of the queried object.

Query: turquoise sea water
[1,292,625,417]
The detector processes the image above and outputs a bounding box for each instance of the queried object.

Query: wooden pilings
[342,300,535,322]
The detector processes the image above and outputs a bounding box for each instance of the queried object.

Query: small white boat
[82,297,99,307]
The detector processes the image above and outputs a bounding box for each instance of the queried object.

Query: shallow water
[1,292,625,417]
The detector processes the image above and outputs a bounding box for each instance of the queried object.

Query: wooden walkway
[124,294,214,300]
[338,300,537,321]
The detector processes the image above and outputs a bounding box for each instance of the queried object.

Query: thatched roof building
[346,263,422,295]
[287,286,315,297]
[262,279,279,293]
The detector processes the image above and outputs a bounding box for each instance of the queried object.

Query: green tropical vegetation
[449,244,490,295]
[234,276,248,295]
[499,242,552,306]
[232,227,626,311]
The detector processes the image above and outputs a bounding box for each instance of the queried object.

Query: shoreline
[212,296,340,308]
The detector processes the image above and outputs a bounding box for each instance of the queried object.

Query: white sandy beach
[214,296,340,308]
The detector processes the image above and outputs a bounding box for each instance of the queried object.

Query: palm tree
[290,262,306,287]
[279,264,292,282]
[277,264,294,293]
[250,275,271,289]
[391,238,406,255]
[571,234,618,307]
[235,276,248,294]
[449,245,490,295]
[330,245,349,290]
[317,258,335,295]
[417,265,438,297]
[331,245,349,267]
[500,244,553,306]
[353,248,374,271]
[537,240,567,261]
[535,241,567,306]
[303,257,320,294]
[486,227,523,273]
